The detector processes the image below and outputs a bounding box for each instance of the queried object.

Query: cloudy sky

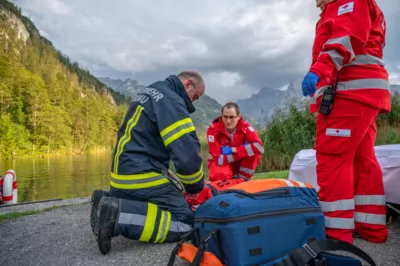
[12,0,400,104]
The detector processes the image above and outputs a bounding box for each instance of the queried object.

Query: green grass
[0,205,66,223]
[0,209,44,223]
[253,170,289,180]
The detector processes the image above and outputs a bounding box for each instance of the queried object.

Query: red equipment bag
[208,162,232,182]
[184,178,247,211]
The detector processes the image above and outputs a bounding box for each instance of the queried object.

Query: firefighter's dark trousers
[110,182,194,243]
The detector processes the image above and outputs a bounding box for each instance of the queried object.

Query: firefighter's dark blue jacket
[110,75,205,194]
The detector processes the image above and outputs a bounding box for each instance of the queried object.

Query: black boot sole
[96,197,116,255]
[90,190,109,235]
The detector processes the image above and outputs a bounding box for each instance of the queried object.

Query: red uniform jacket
[206,116,264,167]
[309,0,391,113]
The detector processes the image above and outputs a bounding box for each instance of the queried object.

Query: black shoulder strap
[167,228,199,266]
[167,229,222,266]
[286,239,376,266]
[190,230,221,266]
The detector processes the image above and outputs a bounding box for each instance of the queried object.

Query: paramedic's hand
[302,72,320,97]
[221,146,233,155]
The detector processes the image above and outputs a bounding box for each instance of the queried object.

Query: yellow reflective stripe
[139,203,158,242]
[160,117,196,146]
[177,164,204,185]
[160,117,192,136]
[154,210,166,243]
[111,171,161,180]
[110,171,170,189]
[160,211,171,243]
[113,105,145,173]
[110,178,169,189]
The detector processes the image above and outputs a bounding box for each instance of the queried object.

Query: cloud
[389,68,400,85]
[13,0,400,104]
[203,71,257,102]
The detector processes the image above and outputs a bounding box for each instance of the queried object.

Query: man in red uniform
[207,102,264,181]
[184,102,264,210]
[302,0,390,244]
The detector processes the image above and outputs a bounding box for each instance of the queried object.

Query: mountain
[0,0,130,158]
[98,77,259,137]
[97,77,145,101]
[237,78,304,125]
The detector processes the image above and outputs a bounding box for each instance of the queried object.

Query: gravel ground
[0,202,399,266]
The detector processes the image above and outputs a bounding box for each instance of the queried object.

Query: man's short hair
[177,71,204,87]
[222,102,240,116]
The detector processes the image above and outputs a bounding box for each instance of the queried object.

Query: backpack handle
[288,239,376,266]
[167,228,200,266]
[190,229,221,266]
[167,229,222,266]
[221,188,290,199]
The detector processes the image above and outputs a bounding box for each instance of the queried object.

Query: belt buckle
[303,243,317,259]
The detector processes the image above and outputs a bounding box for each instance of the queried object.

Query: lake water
[0,152,211,203]
[0,153,113,203]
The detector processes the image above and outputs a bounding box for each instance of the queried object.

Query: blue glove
[221,146,233,155]
[302,72,320,97]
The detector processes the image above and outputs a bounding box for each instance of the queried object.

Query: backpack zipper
[194,207,321,225]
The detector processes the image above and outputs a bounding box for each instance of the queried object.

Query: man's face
[222,107,239,130]
[316,0,333,10]
[184,79,205,102]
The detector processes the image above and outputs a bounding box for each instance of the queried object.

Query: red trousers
[209,155,261,181]
[315,97,388,244]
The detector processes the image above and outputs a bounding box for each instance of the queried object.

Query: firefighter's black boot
[90,189,109,235]
[96,196,119,255]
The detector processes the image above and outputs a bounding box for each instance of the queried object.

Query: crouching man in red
[207,102,264,181]
[185,102,264,210]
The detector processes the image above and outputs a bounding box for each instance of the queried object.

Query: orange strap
[228,178,314,194]
[167,229,225,266]
[177,243,225,266]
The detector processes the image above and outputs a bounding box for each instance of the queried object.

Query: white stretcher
[288,144,400,204]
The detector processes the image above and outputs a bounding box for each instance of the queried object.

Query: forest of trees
[0,1,131,159]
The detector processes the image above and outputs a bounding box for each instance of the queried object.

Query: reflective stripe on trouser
[353,118,388,243]
[236,155,261,179]
[110,182,194,243]
[314,97,387,244]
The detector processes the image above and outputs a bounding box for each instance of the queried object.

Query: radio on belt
[319,71,340,116]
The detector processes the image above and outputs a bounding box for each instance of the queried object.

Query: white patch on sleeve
[208,135,215,142]
[338,2,354,16]
[326,128,351,137]
[248,126,255,132]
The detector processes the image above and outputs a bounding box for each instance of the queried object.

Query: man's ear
[183,80,190,89]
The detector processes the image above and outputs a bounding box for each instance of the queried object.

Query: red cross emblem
[343,4,349,8]
[336,129,340,133]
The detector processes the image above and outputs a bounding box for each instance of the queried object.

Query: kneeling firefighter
[90,71,206,255]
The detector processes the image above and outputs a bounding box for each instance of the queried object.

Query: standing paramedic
[207,102,264,182]
[91,71,206,255]
[302,0,390,244]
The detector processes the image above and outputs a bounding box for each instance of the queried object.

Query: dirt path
[0,202,399,266]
